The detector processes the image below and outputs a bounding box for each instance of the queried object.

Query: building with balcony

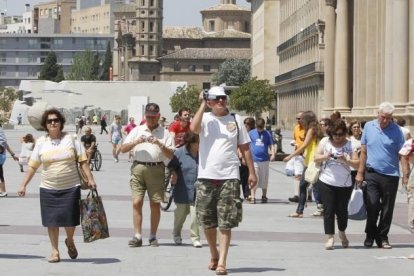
[33,0,77,34]
[0,34,113,87]
[0,4,33,34]
[71,0,136,34]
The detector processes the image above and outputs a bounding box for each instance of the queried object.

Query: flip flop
[47,254,60,263]
[216,265,228,275]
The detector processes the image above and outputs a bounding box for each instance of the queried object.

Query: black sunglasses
[47,118,60,124]
[332,132,345,137]
[212,95,227,101]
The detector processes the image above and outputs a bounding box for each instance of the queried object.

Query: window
[28,53,37,62]
[0,53,6,62]
[150,0,154,6]
[140,45,145,55]
[203,65,210,72]
[188,65,196,72]
[173,62,181,72]
[141,0,145,6]
[209,20,215,32]
[29,67,38,77]
[149,45,154,55]
[140,21,145,31]
[53,39,63,49]
[149,22,154,32]
[0,67,6,76]
[244,21,250,33]
[28,39,38,49]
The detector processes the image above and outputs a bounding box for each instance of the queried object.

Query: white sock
[134,233,142,240]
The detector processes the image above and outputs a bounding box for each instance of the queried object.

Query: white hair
[378,102,395,114]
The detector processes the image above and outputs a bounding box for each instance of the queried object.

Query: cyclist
[81,127,97,165]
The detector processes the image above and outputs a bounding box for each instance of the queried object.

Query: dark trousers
[239,164,250,199]
[318,180,353,234]
[363,170,399,241]
[296,167,309,213]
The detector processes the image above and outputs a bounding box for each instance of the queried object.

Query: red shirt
[168,120,190,148]
[124,123,137,134]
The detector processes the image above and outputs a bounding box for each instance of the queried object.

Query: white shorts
[294,155,305,176]
[254,161,270,189]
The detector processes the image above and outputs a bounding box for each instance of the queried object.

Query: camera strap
[231,113,239,145]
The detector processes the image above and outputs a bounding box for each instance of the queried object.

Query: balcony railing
[275,62,324,83]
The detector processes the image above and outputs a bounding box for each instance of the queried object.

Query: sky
[4,0,250,27]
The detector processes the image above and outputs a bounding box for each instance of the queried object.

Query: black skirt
[40,186,81,227]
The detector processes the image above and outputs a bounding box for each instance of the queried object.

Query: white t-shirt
[123,124,173,163]
[318,139,354,187]
[198,112,250,180]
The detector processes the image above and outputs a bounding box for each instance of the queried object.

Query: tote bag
[80,190,110,243]
[348,185,367,220]
[304,161,321,185]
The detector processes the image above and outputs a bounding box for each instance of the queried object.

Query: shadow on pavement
[0,254,43,259]
[63,258,121,264]
[229,267,285,273]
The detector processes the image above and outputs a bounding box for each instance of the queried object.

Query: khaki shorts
[195,179,242,230]
[129,162,165,203]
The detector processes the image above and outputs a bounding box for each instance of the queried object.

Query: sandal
[216,264,228,275]
[208,258,219,271]
[288,212,303,218]
[65,238,78,259]
[47,254,60,263]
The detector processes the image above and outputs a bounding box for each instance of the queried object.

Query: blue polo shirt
[249,129,274,162]
[361,119,404,176]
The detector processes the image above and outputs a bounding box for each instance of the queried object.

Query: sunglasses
[211,96,227,101]
[47,118,60,124]
[332,132,345,137]
[296,117,301,120]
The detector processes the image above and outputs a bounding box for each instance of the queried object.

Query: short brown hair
[40,108,66,132]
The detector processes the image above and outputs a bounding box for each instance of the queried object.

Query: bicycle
[160,170,174,211]
[89,144,102,171]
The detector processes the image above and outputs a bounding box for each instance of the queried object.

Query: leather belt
[134,161,163,167]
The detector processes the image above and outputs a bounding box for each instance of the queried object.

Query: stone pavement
[0,125,413,276]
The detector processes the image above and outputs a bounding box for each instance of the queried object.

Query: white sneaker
[173,236,182,245]
[114,158,119,163]
[192,240,202,248]
[0,192,8,197]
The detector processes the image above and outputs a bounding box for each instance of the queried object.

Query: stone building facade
[33,0,77,34]
[113,0,251,88]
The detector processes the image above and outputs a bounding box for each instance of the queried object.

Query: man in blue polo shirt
[356,102,407,249]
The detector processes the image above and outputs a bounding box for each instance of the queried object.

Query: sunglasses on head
[47,118,60,124]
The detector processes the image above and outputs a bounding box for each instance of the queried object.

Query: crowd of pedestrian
[3,96,414,272]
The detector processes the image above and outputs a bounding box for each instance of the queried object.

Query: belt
[366,167,376,173]
[134,161,163,167]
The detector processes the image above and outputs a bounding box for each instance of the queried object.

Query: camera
[203,89,211,100]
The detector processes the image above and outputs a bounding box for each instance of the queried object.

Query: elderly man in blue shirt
[356,102,407,249]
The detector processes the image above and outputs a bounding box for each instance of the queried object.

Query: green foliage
[100,42,113,81]
[38,51,65,82]
[0,87,18,113]
[67,50,101,80]
[212,59,250,86]
[229,77,275,115]
[170,85,201,114]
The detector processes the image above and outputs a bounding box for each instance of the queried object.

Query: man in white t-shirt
[190,86,257,275]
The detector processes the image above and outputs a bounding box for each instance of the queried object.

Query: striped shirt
[29,133,87,190]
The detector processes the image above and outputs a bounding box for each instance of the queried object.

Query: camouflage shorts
[195,179,243,230]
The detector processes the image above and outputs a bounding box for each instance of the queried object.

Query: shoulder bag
[70,135,89,190]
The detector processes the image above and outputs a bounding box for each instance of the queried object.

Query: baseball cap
[145,103,160,117]
[208,86,226,97]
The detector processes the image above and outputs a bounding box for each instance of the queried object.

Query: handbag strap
[70,134,80,165]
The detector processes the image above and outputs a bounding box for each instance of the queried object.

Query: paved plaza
[0,125,413,275]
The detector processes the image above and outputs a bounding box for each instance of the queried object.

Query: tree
[38,51,65,82]
[67,50,101,80]
[229,77,275,115]
[212,59,250,86]
[170,85,201,114]
[0,87,18,123]
[100,42,113,80]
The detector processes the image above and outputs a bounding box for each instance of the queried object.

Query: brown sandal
[65,239,78,259]
[216,265,228,275]
[208,258,219,270]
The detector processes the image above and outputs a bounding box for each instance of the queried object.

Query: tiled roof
[163,27,251,39]
[158,48,251,60]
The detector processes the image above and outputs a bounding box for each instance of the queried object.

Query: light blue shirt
[361,119,404,176]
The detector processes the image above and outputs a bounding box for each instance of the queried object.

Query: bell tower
[135,0,163,61]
